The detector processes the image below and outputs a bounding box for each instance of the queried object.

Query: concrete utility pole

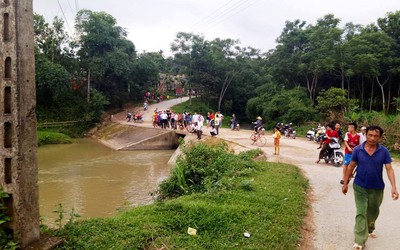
[0,0,40,247]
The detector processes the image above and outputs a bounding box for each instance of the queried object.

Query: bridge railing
[37,121,84,128]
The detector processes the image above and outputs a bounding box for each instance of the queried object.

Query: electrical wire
[192,0,250,31]
[66,0,75,15]
[75,0,79,13]
[199,0,262,33]
[191,0,237,29]
[56,0,73,34]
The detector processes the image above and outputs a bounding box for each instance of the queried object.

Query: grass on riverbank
[37,131,72,146]
[52,142,309,249]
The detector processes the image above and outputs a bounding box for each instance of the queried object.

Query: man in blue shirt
[342,125,398,250]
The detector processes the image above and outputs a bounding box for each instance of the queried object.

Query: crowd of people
[150,110,225,139]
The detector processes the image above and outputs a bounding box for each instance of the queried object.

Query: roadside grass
[53,143,309,249]
[170,98,213,115]
[37,130,72,146]
[390,150,400,161]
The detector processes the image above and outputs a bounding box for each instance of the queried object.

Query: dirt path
[113,98,400,250]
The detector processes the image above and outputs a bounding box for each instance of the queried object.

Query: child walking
[273,127,281,155]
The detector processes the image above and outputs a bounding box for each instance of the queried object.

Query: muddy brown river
[38,139,174,225]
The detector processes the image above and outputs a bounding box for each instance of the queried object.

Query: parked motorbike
[284,127,296,139]
[283,123,296,139]
[133,114,143,123]
[232,123,240,131]
[306,128,315,141]
[322,137,344,167]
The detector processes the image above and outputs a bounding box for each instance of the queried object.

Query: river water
[38,139,174,225]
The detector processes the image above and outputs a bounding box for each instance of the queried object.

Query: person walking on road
[340,122,360,185]
[342,125,398,250]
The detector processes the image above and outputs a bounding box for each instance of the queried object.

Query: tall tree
[75,9,137,106]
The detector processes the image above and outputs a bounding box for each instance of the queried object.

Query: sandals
[369,232,377,238]
[353,243,363,249]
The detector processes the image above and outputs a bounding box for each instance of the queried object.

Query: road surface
[114,98,400,250]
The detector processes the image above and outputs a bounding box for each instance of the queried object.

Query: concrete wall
[122,131,182,150]
[0,0,40,247]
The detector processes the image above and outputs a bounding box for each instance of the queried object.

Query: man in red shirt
[316,124,339,163]
[341,122,360,184]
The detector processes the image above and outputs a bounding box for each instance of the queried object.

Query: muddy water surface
[38,139,174,224]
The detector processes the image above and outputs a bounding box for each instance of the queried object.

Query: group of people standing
[152,109,204,131]
[315,122,398,249]
[151,110,226,139]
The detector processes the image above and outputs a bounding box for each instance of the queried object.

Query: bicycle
[250,131,267,147]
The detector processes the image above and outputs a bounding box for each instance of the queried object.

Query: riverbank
[37,130,73,146]
[48,142,309,249]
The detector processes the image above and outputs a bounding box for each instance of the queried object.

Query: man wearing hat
[359,126,367,144]
[253,116,264,133]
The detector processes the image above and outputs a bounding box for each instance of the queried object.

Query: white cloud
[33,0,400,56]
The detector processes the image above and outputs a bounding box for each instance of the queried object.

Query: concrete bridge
[96,123,187,151]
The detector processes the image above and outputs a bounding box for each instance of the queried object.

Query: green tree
[75,9,137,106]
[316,87,349,122]
[300,14,343,102]
[246,83,315,127]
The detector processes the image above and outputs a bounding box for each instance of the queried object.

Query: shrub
[158,142,263,199]
[344,111,400,152]
[37,131,73,146]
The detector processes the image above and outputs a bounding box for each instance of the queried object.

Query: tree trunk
[369,78,374,112]
[305,74,312,100]
[87,69,91,103]
[375,76,389,112]
[218,76,233,112]
[386,76,391,112]
[341,64,345,90]
[312,74,318,102]
[347,77,351,100]
[361,76,364,111]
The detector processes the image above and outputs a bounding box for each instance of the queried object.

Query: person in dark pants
[194,122,202,140]
[342,125,398,250]
[316,124,338,163]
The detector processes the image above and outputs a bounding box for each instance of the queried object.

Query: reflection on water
[38,139,174,224]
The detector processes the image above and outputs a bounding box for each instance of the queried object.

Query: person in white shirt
[194,122,202,139]
[210,125,217,136]
[160,111,168,129]
[173,113,179,130]
[218,112,224,126]
[214,115,221,135]
[198,114,204,129]
[358,126,367,144]
[192,112,199,124]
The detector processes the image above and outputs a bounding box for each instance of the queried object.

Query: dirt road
[115,98,400,250]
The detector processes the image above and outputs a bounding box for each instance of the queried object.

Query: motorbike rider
[253,116,264,134]
[335,122,343,143]
[230,114,238,130]
[316,123,339,163]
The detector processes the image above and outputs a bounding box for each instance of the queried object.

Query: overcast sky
[33,0,400,56]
